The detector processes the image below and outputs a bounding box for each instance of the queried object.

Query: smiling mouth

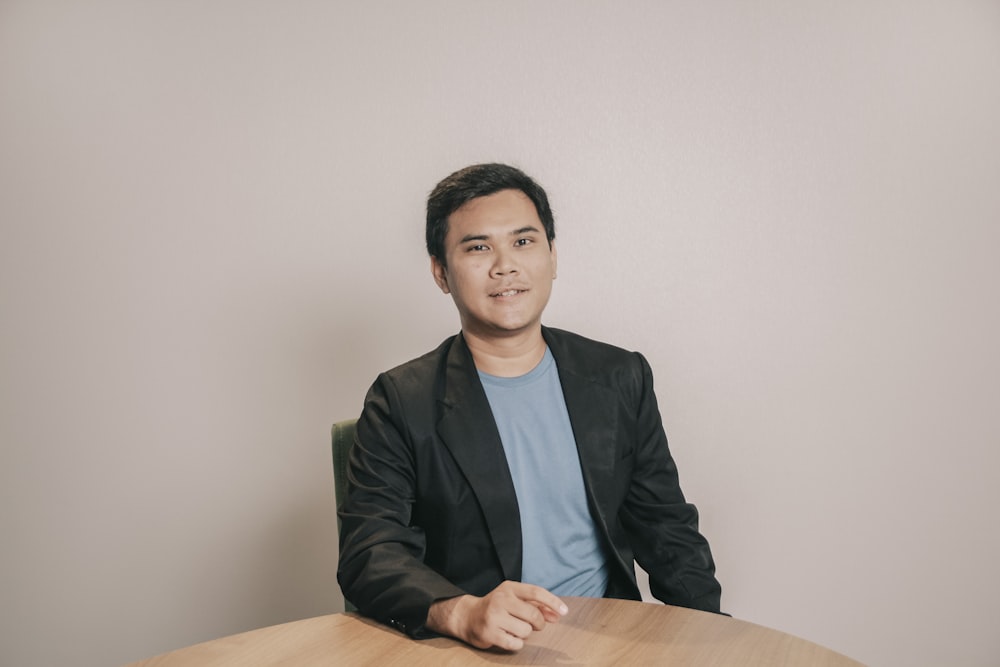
[491,289,526,298]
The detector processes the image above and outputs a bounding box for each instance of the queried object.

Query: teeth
[497,290,520,297]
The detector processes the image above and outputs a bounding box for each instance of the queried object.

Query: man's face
[431,189,557,341]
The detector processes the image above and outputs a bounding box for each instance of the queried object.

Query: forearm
[337,529,467,635]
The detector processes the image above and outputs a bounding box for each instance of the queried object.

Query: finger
[498,614,535,639]
[473,621,528,652]
[508,582,569,619]
[529,600,564,623]
[498,632,525,652]
[505,595,565,631]
[482,595,544,632]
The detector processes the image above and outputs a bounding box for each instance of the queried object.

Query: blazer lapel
[543,328,620,541]
[435,334,522,581]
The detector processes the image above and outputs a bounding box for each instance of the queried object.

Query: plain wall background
[2,2,998,665]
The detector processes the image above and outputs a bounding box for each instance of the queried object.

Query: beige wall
[2,2,999,665]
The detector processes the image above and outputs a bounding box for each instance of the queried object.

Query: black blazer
[337,327,721,636]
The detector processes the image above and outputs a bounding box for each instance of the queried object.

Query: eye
[514,237,533,247]
[467,244,489,252]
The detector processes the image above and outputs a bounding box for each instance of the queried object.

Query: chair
[331,418,358,611]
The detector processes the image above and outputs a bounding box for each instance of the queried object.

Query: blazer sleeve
[618,352,723,613]
[336,373,465,637]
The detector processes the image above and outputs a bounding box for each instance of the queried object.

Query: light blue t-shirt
[478,347,609,597]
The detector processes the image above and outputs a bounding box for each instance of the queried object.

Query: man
[337,163,722,652]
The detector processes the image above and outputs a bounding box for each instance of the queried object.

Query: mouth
[490,288,527,298]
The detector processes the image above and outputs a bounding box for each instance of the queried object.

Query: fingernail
[559,604,569,615]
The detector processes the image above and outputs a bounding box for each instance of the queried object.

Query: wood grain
[125,597,865,666]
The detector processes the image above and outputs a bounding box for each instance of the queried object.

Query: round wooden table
[126,597,865,666]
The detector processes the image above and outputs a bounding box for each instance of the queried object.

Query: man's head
[426,163,555,267]
[427,164,558,343]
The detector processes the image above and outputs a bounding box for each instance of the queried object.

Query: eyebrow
[457,226,542,244]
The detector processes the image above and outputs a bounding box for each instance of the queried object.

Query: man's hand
[425,581,568,651]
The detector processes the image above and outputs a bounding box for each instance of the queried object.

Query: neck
[462,326,547,377]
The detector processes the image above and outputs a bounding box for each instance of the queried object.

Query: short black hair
[426,163,555,265]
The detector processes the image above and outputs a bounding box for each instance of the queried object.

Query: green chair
[331,418,358,612]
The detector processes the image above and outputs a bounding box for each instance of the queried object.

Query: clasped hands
[425,580,568,652]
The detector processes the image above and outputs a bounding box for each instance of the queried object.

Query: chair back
[330,418,358,611]
[331,418,357,529]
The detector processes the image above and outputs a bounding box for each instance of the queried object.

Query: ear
[431,256,451,294]
[550,242,558,279]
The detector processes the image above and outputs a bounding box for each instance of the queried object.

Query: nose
[490,248,518,277]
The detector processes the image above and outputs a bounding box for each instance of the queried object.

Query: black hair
[426,163,555,265]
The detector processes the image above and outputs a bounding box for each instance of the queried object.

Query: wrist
[426,594,472,638]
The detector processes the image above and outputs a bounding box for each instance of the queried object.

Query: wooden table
[126,597,865,666]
